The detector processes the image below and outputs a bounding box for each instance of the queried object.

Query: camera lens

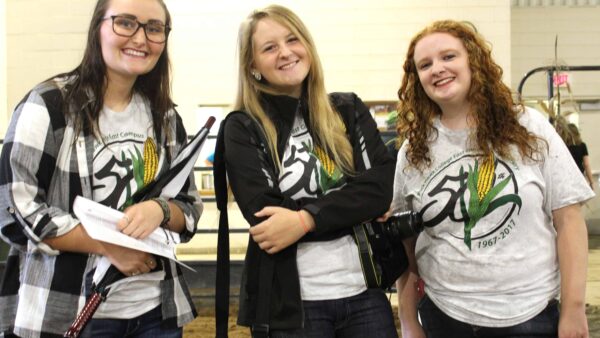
[381,211,423,245]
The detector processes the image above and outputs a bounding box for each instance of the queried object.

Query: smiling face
[251,17,310,98]
[100,0,166,84]
[413,32,472,114]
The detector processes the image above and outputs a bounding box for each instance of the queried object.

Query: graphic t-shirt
[92,94,165,319]
[279,112,366,301]
[391,107,594,327]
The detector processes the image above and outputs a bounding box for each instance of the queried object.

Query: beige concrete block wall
[511,6,600,170]
[2,0,511,136]
[2,0,510,255]
[1,1,7,135]
[512,7,600,99]
[166,0,511,132]
[512,6,600,231]
[4,0,90,132]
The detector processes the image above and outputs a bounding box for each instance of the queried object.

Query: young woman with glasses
[214,5,398,337]
[0,0,201,337]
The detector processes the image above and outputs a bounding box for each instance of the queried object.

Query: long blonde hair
[234,4,353,173]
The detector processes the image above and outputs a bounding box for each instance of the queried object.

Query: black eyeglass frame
[104,15,171,44]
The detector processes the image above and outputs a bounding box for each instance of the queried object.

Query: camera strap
[353,224,381,288]
[350,114,382,289]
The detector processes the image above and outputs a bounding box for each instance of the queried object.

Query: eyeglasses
[104,15,170,44]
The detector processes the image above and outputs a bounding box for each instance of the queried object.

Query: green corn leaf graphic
[466,163,480,216]
[318,166,342,192]
[484,194,522,216]
[129,147,145,189]
[477,176,512,215]
[462,159,520,250]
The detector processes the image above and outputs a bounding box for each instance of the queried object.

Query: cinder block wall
[511,6,600,99]
[0,0,511,254]
[511,6,600,173]
[2,0,511,135]
[512,5,600,232]
[0,1,7,135]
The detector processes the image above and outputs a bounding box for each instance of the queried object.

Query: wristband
[297,211,309,233]
[152,197,171,229]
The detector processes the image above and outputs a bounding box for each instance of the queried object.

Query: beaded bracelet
[152,197,171,229]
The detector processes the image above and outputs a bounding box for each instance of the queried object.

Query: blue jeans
[270,289,398,338]
[418,295,559,338]
[82,305,182,338]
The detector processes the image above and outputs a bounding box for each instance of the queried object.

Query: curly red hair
[397,20,543,170]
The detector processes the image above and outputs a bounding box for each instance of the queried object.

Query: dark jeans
[270,289,398,338]
[418,295,559,338]
[82,305,182,338]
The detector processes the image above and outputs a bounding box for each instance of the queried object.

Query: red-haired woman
[393,20,594,338]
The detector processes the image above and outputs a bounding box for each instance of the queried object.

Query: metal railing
[517,65,600,100]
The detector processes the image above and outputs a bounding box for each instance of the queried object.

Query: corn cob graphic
[314,146,335,176]
[476,155,495,201]
[311,144,343,192]
[143,137,158,185]
[460,155,522,250]
[121,138,159,210]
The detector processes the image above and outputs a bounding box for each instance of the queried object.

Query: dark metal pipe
[517,65,600,99]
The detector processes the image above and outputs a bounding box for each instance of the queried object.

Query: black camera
[367,211,424,245]
[354,211,423,290]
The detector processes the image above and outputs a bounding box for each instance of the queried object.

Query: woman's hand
[41,223,158,276]
[117,200,165,239]
[558,303,589,338]
[397,238,425,338]
[101,242,157,277]
[401,321,426,338]
[554,203,589,338]
[376,209,392,222]
[250,207,314,254]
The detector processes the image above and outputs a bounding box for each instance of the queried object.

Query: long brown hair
[234,4,353,173]
[59,0,173,142]
[397,20,543,170]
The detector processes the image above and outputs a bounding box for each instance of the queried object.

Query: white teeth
[435,78,453,86]
[124,49,146,57]
[280,61,297,70]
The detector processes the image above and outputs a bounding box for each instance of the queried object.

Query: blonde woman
[214,4,397,337]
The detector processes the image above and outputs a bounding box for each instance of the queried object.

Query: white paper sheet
[73,196,194,271]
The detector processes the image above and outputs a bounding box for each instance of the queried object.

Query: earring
[251,70,262,81]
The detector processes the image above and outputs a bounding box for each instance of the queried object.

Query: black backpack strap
[240,116,276,338]
[251,252,274,338]
[214,118,230,338]
[215,112,277,338]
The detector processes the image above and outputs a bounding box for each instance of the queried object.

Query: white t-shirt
[92,93,165,319]
[279,112,366,301]
[391,107,594,327]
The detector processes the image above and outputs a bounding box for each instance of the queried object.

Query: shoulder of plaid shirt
[0,76,203,337]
